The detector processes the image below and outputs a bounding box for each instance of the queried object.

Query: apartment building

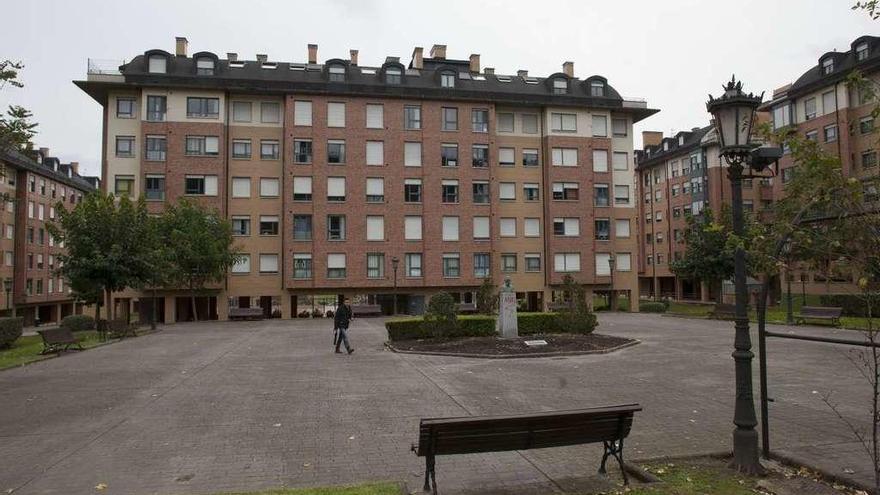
[76,37,656,321]
[0,147,99,325]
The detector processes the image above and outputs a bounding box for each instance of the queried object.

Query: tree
[0,60,37,152]
[48,192,155,321]
[475,277,497,315]
[670,207,735,300]
[557,274,597,334]
[423,292,458,338]
[158,200,240,321]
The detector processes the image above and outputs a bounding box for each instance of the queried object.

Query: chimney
[307,44,318,64]
[430,44,447,60]
[563,61,574,77]
[70,162,79,175]
[39,147,49,158]
[469,54,480,73]
[484,67,495,75]
[642,131,664,148]
[411,46,424,69]
[517,70,528,78]
[175,37,188,57]
[227,52,238,62]
[349,49,359,66]
[256,54,268,63]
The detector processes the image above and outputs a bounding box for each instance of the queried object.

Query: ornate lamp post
[608,254,616,312]
[391,256,400,315]
[707,76,764,474]
[3,278,13,318]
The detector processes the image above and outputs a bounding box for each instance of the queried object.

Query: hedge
[60,314,96,332]
[639,302,668,313]
[819,294,875,317]
[386,312,597,341]
[0,317,23,348]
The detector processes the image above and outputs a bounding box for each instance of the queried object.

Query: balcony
[86,59,125,82]
[622,97,647,109]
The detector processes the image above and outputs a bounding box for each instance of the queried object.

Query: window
[327,215,346,240]
[231,254,250,274]
[553,217,580,237]
[594,184,610,206]
[404,179,422,203]
[824,124,838,142]
[365,141,384,166]
[441,107,458,131]
[592,149,608,172]
[595,253,612,276]
[552,78,568,95]
[293,176,312,201]
[523,183,539,201]
[498,113,514,132]
[232,139,251,159]
[592,115,607,137]
[441,71,455,88]
[148,55,166,73]
[474,253,491,277]
[522,149,539,167]
[441,180,459,203]
[232,216,251,236]
[294,139,312,163]
[552,182,579,200]
[258,215,279,236]
[501,254,517,272]
[552,148,577,166]
[860,116,875,134]
[186,97,219,118]
[146,95,166,121]
[773,104,792,129]
[327,253,346,279]
[441,144,458,167]
[655,189,663,201]
[595,219,610,240]
[614,185,630,205]
[821,57,834,75]
[327,177,346,202]
[524,218,540,237]
[472,109,489,132]
[862,150,878,168]
[405,216,422,240]
[525,254,541,272]
[367,253,384,279]
[328,64,345,82]
[366,216,385,241]
[616,253,632,272]
[292,215,312,240]
[404,142,422,167]
[442,254,460,277]
[551,113,577,132]
[405,253,422,277]
[522,114,538,134]
[195,57,214,75]
[554,253,580,273]
[672,184,680,196]
[115,136,135,157]
[612,118,627,137]
[260,140,280,160]
[804,98,817,120]
[232,101,252,122]
[442,216,459,241]
[259,178,279,197]
[782,168,794,184]
[655,211,663,222]
[184,175,218,195]
[385,66,401,84]
[472,181,489,203]
[366,104,384,128]
[366,177,384,202]
[857,42,869,61]
[293,254,313,279]
[116,97,135,118]
[590,80,605,97]
[294,101,312,126]
[805,130,818,142]
[327,102,346,127]
[500,218,516,237]
[498,148,515,167]
[822,91,835,115]
[115,175,134,197]
[404,106,421,130]
[145,174,165,200]
[472,145,489,167]
[257,254,278,274]
[473,216,490,240]
[260,102,280,123]
[328,140,346,164]
[612,152,628,171]
[185,136,219,156]
[615,219,630,238]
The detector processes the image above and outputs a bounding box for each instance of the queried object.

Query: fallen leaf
[273,423,281,427]
[843,468,855,474]
[95,483,108,491]
[348,435,355,440]
[303,462,311,467]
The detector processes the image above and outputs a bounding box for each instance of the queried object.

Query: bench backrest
[352,304,381,314]
[229,308,263,316]
[38,327,77,344]
[416,404,641,456]
[801,306,843,317]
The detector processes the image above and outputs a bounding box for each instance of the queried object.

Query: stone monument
[497,277,518,338]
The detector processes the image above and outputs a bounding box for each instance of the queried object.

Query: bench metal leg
[599,439,629,485]
[423,455,437,494]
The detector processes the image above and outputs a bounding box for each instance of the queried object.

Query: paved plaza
[0,313,874,494]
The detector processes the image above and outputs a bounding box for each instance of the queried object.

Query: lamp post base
[730,427,763,474]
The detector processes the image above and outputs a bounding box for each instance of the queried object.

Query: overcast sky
[0,0,875,177]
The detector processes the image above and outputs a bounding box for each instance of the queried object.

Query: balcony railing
[87,58,125,76]
[622,97,647,108]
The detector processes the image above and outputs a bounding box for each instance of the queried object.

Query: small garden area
[207,482,401,495]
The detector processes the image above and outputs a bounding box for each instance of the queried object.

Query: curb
[769,450,875,495]
[384,338,640,359]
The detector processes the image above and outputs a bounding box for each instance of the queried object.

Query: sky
[0,0,876,177]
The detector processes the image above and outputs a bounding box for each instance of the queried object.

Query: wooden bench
[412,403,641,494]
[228,307,265,321]
[795,306,843,326]
[351,304,382,317]
[37,328,84,354]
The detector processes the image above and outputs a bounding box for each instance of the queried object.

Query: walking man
[334,297,354,355]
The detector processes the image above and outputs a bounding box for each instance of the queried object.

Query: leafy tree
[158,200,240,321]
[423,292,458,338]
[48,193,155,321]
[475,277,497,315]
[670,207,734,300]
[557,274,596,334]
[0,60,37,152]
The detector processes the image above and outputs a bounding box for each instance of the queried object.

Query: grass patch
[667,302,713,317]
[0,331,105,370]
[667,297,876,330]
[618,462,758,495]
[209,482,401,495]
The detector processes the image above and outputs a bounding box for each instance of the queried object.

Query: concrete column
[700,281,710,302]
[585,289,595,312]
[56,303,63,324]
[164,296,176,324]
[281,293,292,319]
[217,293,229,321]
[629,290,640,313]
[675,278,684,300]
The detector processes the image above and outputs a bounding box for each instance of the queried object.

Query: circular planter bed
[386,333,638,358]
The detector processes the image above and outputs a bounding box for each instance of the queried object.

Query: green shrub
[386,316,495,341]
[60,314,96,332]
[639,302,668,313]
[455,315,496,337]
[819,294,873,317]
[517,313,561,335]
[424,292,459,337]
[0,317,23,348]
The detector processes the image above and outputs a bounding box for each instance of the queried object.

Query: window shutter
[204,176,218,195]
[366,178,384,196]
[499,182,515,200]
[565,218,580,236]
[499,148,515,164]
[366,216,384,240]
[500,218,516,237]
[327,102,345,127]
[615,219,630,238]
[205,137,219,154]
[327,254,346,269]
[260,178,279,196]
[441,179,458,186]
[613,152,628,170]
[404,142,422,167]
[294,101,312,126]
[617,253,632,271]
[592,115,607,136]
[261,102,280,123]
[233,101,252,122]
[498,113,514,132]
[366,141,383,165]
[293,177,312,195]
[260,254,279,273]
[567,254,581,272]
[404,178,421,186]
[232,178,250,197]
[554,254,566,272]
[552,148,563,165]
[563,148,577,166]
[524,218,539,236]
[327,177,345,197]
[593,150,608,172]
[366,104,383,128]
[473,217,489,239]
[552,183,563,194]
[595,253,611,276]
[405,216,422,240]
[442,216,459,241]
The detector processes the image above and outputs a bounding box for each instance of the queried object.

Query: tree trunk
[191,293,198,322]
[106,288,114,320]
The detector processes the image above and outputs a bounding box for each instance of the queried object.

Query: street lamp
[707,75,764,474]
[3,278,13,318]
[782,241,794,325]
[391,256,400,315]
[608,254,616,312]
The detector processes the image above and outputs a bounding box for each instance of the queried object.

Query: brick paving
[0,313,874,494]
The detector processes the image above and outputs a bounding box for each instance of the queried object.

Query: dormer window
[441,71,455,88]
[857,42,870,61]
[385,67,402,84]
[821,57,834,75]
[148,55,167,74]
[196,57,214,75]
[552,78,568,95]
[328,64,345,82]
[678,135,684,146]
[663,142,669,151]
[590,81,605,97]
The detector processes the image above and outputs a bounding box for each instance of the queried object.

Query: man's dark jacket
[334,304,352,329]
